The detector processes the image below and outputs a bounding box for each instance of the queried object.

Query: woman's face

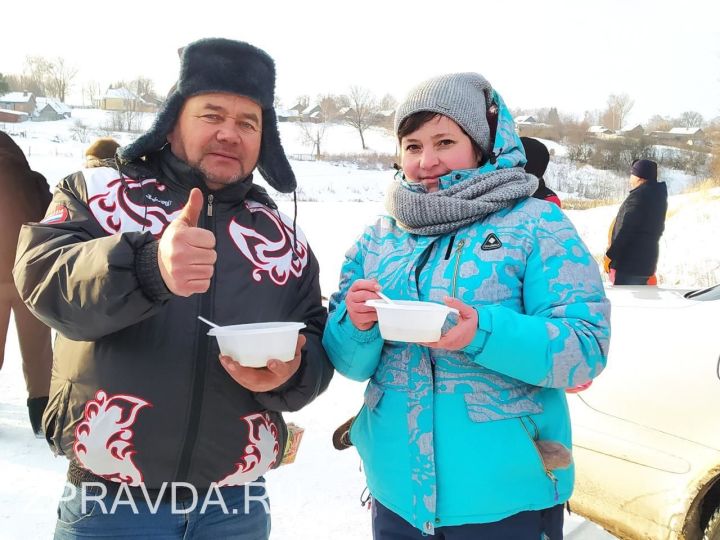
[400,115,480,192]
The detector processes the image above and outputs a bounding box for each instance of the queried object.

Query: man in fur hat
[604,159,668,285]
[14,38,332,538]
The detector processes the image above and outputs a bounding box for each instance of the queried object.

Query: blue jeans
[54,480,271,539]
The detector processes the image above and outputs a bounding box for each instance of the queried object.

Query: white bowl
[208,322,305,368]
[365,299,458,343]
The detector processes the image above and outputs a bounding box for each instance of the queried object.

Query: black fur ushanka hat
[119,38,296,193]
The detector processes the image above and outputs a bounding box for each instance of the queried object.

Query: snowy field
[1,114,719,538]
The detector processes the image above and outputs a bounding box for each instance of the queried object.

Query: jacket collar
[153,146,275,206]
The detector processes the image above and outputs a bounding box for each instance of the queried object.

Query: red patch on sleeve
[41,204,69,224]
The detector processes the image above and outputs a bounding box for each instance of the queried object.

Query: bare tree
[603,93,634,130]
[294,95,310,111]
[298,121,327,159]
[0,73,9,94]
[646,114,672,132]
[70,119,92,143]
[343,85,379,150]
[316,94,350,123]
[3,73,23,92]
[130,76,157,102]
[379,93,397,111]
[108,108,143,132]
[583,109,600,127]
[678,111,704,128]
[21,56,77,101]
[45,57,77,101]
[82,81,104,107]
[22,56,52,95]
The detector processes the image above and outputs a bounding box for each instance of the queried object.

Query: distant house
[140,94,163,111]
[277,108,300,122]
[619,124,644,138]
[650,127,706,146]
[586,125,615,140]
[99,87,154,112]
[288,102,306,114]
[300,104,322,123]
[336,106,354,119]
[668,127,706,145]
[516,115,552,137]
[587,125,613,135]
[0,108,29,123]
[374,109,395,128]
[33,97,72,121]
[0,92,36,115]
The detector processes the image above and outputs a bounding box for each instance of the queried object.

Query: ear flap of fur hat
[257,108,296,192]
[119,37,296,193]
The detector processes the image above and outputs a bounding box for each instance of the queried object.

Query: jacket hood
[481,89,528,173]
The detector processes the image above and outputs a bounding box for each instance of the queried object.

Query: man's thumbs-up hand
[158,188,217,297]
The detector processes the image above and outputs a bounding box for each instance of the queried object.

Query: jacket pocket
[349,380,385,448]
[463,389,543,423]
[44,379,73,456]
[518,416,572,502]
[364,380,384,411]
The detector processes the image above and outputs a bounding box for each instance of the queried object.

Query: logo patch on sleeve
[41,204,69,224]
[481,233,502,250]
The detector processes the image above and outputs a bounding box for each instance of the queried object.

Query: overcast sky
[2,0,719,125]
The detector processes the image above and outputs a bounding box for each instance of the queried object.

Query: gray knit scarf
[386,167,539,236]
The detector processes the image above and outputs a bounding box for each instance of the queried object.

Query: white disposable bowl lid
[365,299,458,314]
[208,322,305,336]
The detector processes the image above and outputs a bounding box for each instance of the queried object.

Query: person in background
[323,73,610,539]
[14,38,332,539]
[521,136,561,207]
[84,137,120,168]
[0,130,53,436]
[604,158,667,285]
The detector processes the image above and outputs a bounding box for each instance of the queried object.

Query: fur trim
[85,137,120,160]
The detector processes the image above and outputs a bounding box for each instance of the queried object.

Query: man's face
[167,93,262,191]
[630,174,644,189]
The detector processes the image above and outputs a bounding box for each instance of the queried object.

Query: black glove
[27,396,49,438]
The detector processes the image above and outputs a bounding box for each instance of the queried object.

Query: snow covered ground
[1,115,718,538]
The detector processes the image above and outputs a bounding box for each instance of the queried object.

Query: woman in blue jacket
[323,73,610,539]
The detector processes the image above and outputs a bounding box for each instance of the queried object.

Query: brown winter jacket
[0,131,52,280]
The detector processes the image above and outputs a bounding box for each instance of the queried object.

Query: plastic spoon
[376,291,397,305]
[197,316,219,328]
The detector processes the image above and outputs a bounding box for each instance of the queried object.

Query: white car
[568,284,720,540]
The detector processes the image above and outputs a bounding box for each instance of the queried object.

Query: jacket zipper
[451,238,466,297]
[520,418,560,502]
[176,193,216,482]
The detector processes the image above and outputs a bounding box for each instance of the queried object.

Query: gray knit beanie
[394,73,494,159]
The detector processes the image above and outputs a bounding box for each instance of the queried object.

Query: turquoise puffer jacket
[323,92,610,534]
